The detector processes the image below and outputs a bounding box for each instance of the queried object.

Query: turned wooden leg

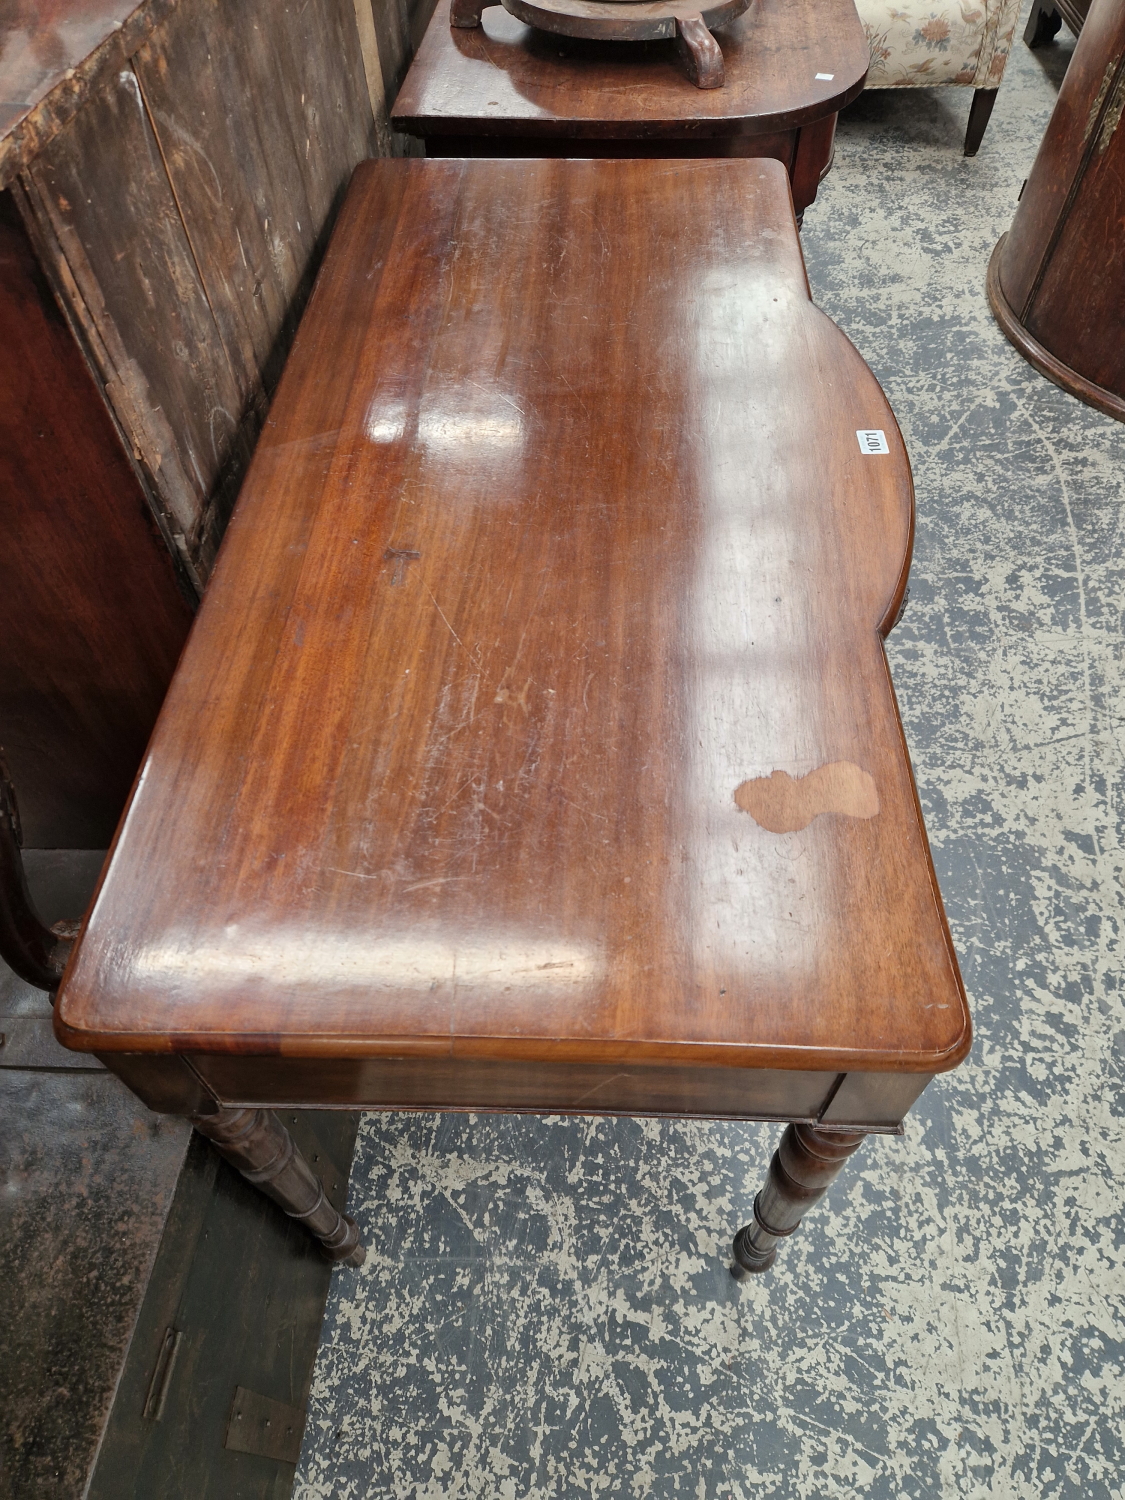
[674,15,724,89]
[731,1123,865,1275]
[192,1107,365,1267]
[964,87,998,157]
[790,113,837,220]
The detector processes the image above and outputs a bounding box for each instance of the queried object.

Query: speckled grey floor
[296,20,1125,1498]
[0,851,190,1499]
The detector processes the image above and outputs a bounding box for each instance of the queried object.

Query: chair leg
[0,758,75,991]
[964,88,998,156]
[1024,0,1063,47]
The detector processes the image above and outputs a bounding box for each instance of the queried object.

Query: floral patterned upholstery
[853,0,1025,88]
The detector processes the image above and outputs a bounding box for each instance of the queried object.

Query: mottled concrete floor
[296,20,1125,1499]
[0,852,190,1499]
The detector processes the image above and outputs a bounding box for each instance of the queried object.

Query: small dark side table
[391,0,869,217]
[55,157,969,1277]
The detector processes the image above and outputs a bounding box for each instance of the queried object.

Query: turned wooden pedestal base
[732,1123,866,1275]
[450,0,748,88]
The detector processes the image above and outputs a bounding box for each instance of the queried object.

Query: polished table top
[57,157,968,1086]
[391,0,869,140]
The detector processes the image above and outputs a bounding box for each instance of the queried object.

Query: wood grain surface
[12,0,380,585]
[0,0,140,138]
[0,0,165,187]
[0,190,192,847]
[392,0,868,139]
[21,68,254,580]
[56,158,969,1090]
[372,0,443,105]
[129,0,380,414]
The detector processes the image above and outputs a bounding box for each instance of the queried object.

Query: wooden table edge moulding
[391,0,870,219]
[45,156,970,1279]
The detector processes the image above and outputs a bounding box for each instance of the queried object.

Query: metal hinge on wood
[142,1327,183,1421]
[225,1386,307,1465]
[891,585,910,631]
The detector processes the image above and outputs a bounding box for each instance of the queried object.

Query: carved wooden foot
[731,1123,865,1275]
[674,15,724,88]
[450,0,488,27]
[192,1107,366,1267]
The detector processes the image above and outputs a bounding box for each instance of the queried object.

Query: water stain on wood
[734,761,879,833]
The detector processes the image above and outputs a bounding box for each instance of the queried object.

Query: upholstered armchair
[852,0,1024,153]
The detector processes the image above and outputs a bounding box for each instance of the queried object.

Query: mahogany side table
[391,0,870,218]
[54,157,970,1275]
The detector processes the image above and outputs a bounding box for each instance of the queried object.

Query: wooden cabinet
[989,0,1125,422]
[0,0,434,845]
[0,193,192,847]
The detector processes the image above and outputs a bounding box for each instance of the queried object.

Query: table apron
[415,116,836,212]
[100,1052,933,1133]
[417,126,798,158]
